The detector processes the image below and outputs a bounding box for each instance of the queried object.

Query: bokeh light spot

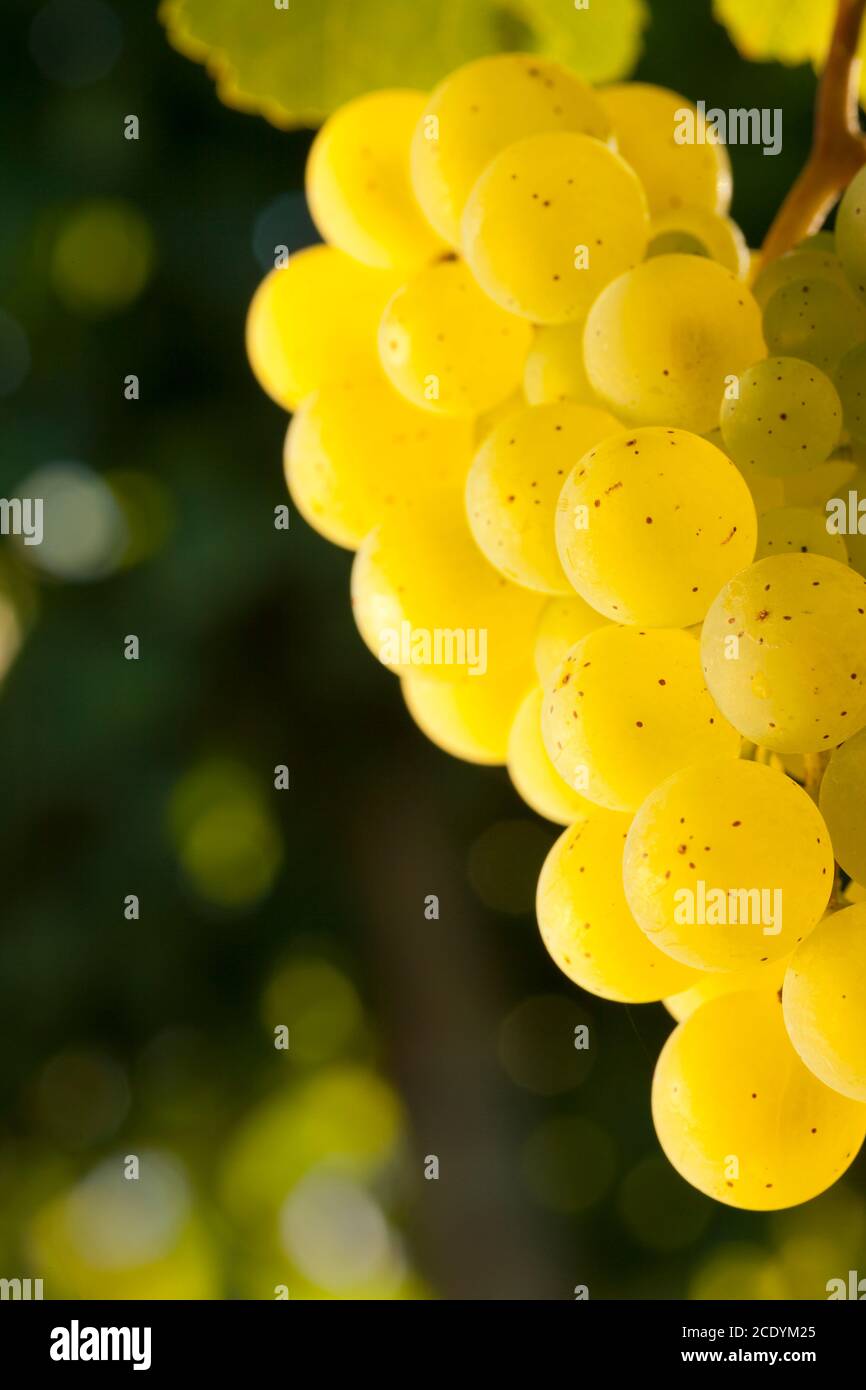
[618,1155,712,1253]
[522,1114,616,1213]
[30,0,122,88]
[690,1243,790,1301]
[16,462,127,582]
[0,310,31,397]
[35,1049,130,1149]
[169,759,283,909]
[279,1170,404,1293]
[252,192,319,273]
[261,958,363,1063]
[52,199,153,317]
[468,818,554,915]
[498,994,595,1095]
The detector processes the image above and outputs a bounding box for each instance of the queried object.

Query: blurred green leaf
[159,0,647,130]
[714,0,832,65]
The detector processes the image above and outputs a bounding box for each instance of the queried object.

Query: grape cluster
[247,55,866,1212]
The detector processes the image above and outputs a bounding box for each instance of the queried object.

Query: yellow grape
[305,90,446,271]
[819,725,866,885]
[623,757,833,970]
[461,132,649,324]
[466,401,620,593]
[536,809,695,1003]
[542,625,741,812]
[653,990,866,1210]
[752,247,853,310]
[763,277,866,376]
[473,391,525,448]
[351,491,544,683]
[754,506,848,565]
[555,426,757,627]
[378,258,531,416]
[704,428,785,514]
[833,342,866,442]
[599,84,732,216]
[402,660,532,766]
[719,356,842,478]
[523,322,599,407]
[646,207,748,276]
[584,255,765,433]
[835,164,866,298]
[784,905,866,1102]
[246,246,399,411]
[783,454,857,508]
[507,687,593,824]
[285,373,474,549]
[700,554,866,753]
[664,954,790,1022]
[410,53,612,246]
[533,595,606,687]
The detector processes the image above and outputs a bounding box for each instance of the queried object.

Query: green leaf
[159,0,647,130]
[713,0,833,66]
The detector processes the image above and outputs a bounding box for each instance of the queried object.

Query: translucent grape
[623,758,833,969]
[599,84,732,216]
[507,687,593,824]
[410,53,612,246]
[537,809,695,1003]
[556,426,757,626]
[763,277,866,375]
[819,725,866,885]
[784,905,866,1102]
[700,553,866,753]
[783,454,858,508]
[835,164,866,298]
[285,373,474,549]
[704,428,784,513]
[351,491,544,683]
[833,341,866,443]
[461,132,649,324]
[523,322,598,407]
[653,990,866,1210]
[646,207,748,276]
[752,247,852,310]
[402,661,532,766]
[466,401,620,593]
[665,954,790,1022]
[584,255,765,433]
[305,90,445,271]
[378,258,531,416]
[542,626,741,811]
[533,595,605,687]
[754,506,848,565]
[246,247,399,412]
[719,356,842,477]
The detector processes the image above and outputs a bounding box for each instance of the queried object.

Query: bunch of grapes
[247,55,866,1212]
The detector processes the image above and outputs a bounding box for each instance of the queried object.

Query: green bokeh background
[0,0,862,1299]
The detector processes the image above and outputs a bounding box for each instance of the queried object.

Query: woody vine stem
[762,0,866,262]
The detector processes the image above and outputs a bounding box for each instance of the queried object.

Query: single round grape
[508,687,593,824]
[285,373,474,549]
[378,258,531,416]
[466,401,620,593]
[599,84,732,216]
[653,990,866,1210]
[834,341,866,443]
[584,255,765,433]
[537,810,695,1003]
[701,553,866,753]
[351,491,544,683]
[305,90,446,271]
[784,905,866,1103]
[665,954,790,1022]
[646,207,748,276]
[719,356,842,478]
[819,726,866,885]
[755,505,848,564]
[410,53,612,245]
[623,758,833,970]
[533,595,606,688]
[835,164,866,298]
[523,321,598,407]
[763,277,866,375]
[402,660,532,766]
[542,626,741,812]
[246,247,399,411]
[556,427,757,626]
[461,132,649,324]
[752,247,852,310]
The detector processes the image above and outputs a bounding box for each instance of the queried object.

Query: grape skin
[784,905,866,1103]
[719,356,842,478]
[507,687,594,825]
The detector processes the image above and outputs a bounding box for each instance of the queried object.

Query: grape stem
[761,0,866,262]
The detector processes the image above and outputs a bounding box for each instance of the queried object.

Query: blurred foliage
[0,0,862,1301]
[160,0,648,128]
